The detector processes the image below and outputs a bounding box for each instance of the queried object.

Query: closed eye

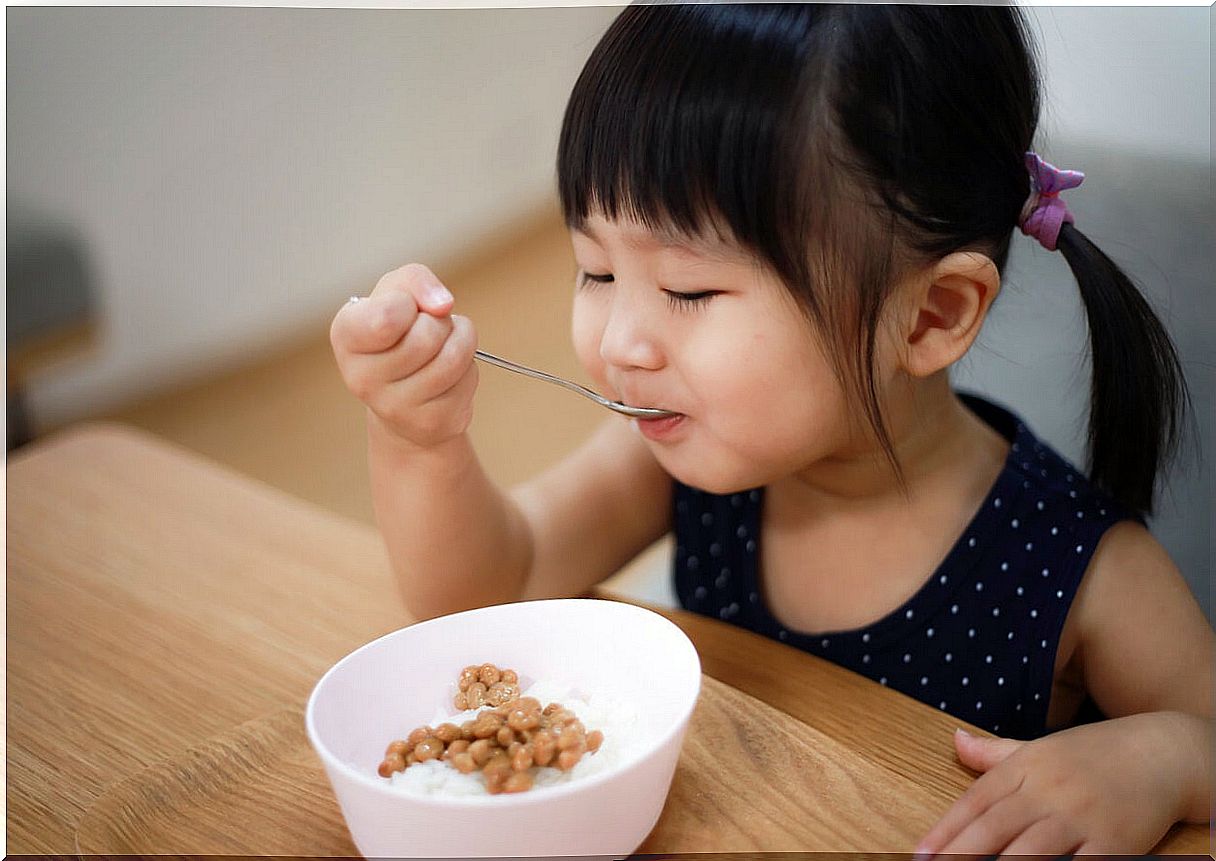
[664,290,719,311]
[577,271,614,287]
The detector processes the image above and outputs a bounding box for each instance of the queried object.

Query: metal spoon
[343,297,676,420]
[474,350,679,420]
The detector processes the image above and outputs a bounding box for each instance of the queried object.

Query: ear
[901,252,1000,378]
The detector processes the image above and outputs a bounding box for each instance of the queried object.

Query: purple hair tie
[1018,152,1084,252]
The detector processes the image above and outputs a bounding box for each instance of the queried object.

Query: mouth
[634,412,687,441]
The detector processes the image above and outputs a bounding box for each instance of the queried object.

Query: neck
[785,374,1005,505]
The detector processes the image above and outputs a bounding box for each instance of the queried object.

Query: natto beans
[377,662,604,794]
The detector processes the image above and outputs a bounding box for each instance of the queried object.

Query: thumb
[953,728,1023,773]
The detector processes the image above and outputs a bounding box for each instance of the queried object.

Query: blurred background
[7,6,1211,620]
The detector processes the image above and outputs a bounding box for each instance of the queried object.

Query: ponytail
[1055,222,1189,516]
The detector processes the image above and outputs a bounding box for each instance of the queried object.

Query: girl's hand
[330,263,478,449]
[915,714,1192,857]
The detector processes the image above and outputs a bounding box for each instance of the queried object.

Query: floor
[98,206,673,603]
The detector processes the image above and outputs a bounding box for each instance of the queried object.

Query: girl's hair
[557,3,1187,516]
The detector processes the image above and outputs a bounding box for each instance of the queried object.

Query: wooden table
[7,423,1208,855]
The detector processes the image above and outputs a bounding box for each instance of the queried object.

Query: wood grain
[75,708,356,857]
[76,677,945,856]
[8,424,1209,855]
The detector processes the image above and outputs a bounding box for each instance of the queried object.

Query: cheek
[694,321,849,452]
[570,296,606,382]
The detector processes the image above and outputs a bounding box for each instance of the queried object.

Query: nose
[598,289,665,372]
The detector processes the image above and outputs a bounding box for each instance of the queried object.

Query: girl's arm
[513,417,673,602]
[1069,521,1214,815]
[917,523,1213,856]
[335,264,671,620]
[370,414,671,619]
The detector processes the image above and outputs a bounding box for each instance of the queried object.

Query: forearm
[1164,711,1213,824]
[367,412,532,619]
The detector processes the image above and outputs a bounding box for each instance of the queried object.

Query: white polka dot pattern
[671,395,1136,740]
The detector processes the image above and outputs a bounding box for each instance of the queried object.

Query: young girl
[331,4,1211,854]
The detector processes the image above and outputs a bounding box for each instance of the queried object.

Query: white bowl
[306,598,702,858]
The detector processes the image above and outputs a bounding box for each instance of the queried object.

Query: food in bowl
[305,598,701,859]
[377,662,622,795]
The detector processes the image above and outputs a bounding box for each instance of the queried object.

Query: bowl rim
[304,597,702,807]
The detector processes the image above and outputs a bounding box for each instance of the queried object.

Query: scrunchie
[1018,152,1084,252]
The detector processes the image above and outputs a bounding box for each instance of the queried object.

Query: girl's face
[570,213,864,493]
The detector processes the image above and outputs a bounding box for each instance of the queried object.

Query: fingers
[374,262,454,315]
[359,313,479,447]
[1000,816,1083,858]
[381,313,478,404]
[915,746,1025,857]
[934,791,1042,857]
[954,728,1024,773]
[333,290,420,354]
[331,263,454,356]
[330,263,479,447]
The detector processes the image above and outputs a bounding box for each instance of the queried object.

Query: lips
[635,413,686,441]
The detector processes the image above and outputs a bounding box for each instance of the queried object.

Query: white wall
[8,6,1211,426]
[9,6,620,425]
[1028,7,1209,161]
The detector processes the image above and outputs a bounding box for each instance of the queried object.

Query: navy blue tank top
[672,394,1137,740]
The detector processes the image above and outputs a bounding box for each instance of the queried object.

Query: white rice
[385,679,639,797]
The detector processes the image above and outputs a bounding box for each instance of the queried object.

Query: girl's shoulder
[958,392,1141,540]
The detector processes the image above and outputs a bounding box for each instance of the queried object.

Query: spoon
[343,296,677,420]
[473,350,679,420]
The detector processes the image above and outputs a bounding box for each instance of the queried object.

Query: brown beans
[464,682,487,709]
[482,752,512,787]
[503,771,533,793]
[507,706,540,732]
[413,737,444,762]
[486,681,519,706]
[531,730,556,767]
[379,662,606,794]
[472,712,502,739]
[556,727,584,752]
[445,739,470,757]
[385,739,410,757]
[468,738,495,766]
[378,751,406,777]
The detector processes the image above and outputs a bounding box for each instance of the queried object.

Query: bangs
[557,3,835,265]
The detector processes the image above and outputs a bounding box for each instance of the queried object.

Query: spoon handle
[473,350,676,419]
[474,349,608,405]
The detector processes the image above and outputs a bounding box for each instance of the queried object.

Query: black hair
[557,2,1187,516]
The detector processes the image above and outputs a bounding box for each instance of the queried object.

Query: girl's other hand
[330,263,479,448]
[914,713,1199,858]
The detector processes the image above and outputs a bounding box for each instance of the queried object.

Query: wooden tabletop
[6,423,1207,855]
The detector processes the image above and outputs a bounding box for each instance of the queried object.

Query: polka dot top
[672,394,1137,740]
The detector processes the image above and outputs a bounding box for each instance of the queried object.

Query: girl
[331,4,1212,855]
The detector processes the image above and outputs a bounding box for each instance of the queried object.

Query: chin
[653,451,766,496]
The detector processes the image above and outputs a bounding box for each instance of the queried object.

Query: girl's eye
[577,271,614,287]
[664,290,719,311]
